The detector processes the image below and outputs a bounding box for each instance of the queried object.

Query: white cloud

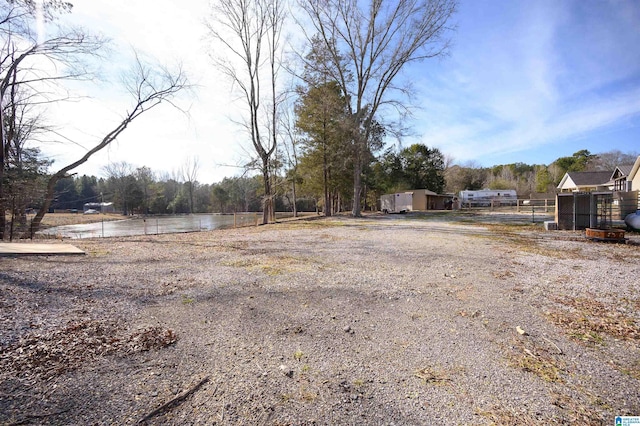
[412,0,640,165]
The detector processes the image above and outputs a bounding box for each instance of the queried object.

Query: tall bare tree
[279,101,301,217]
[181,156,200,214]
[299,0,457,216]
[207,0,285,224]
[591,149,639,171]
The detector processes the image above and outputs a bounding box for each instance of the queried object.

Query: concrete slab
[0,243,85,256]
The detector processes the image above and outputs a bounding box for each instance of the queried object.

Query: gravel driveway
[1,214,639,425]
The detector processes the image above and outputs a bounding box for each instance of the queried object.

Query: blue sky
[43,0,640,183]
[414,0,640,166]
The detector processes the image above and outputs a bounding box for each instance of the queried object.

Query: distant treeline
[46,148,637,216]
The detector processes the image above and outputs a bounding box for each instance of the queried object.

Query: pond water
[38,213,267,239]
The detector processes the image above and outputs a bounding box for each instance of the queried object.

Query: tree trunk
[323,165,331,217]
[9,198,15,241]
[262,165,273,224]
[291,178,298,217]
[352,155,363,217]
[0,178,5,240]
[0,103,5,240]
[362,182,368,212]
[28,174,60,238]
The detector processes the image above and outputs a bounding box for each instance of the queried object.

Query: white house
[557,171,613,192]
[608,164,635,191]
[628,156,640,192]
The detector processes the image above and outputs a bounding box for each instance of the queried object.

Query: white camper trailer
[458,189,517,207]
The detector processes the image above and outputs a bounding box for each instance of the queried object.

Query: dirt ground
[1,214,639,425]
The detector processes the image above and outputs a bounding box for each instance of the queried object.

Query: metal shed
[380,190,451,213]
[556,192,613,231]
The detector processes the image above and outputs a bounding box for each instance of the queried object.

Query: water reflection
[39,213,263,239]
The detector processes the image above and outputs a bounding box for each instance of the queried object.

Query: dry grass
[0,320,177,381]
[475,405,542,426]
[485,223,539,234]
[506,336,564,383]
[547,295,640,343]
[38,212,124,228]
[414,365,456,385]
[618,360,640,380]
[220,254,319,276]
[476,396,604,426]
[601,244,640,262]
[493,270,515,279]
[503,235,587,259]
[477,386,607,425]
[549,392,608,425]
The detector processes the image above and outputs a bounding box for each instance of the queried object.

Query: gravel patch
[1,215,639,424]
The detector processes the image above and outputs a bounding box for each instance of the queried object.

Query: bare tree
[27,57,188,236]
[299,0,457,216]
[102,161,136,214]
[1,0,106,238]
[207,0,285,224]
[591,149,639,171]
[443,161,487,193]
[280,102,301,217]
[181,156,200,214]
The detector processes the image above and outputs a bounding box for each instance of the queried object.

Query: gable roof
[612,164,634,179]
[566,171,613,186]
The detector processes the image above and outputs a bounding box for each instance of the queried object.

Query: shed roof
[409,189,440,196]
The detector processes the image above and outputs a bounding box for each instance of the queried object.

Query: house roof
[565,171,613,186]
[557,171,614,190]
[612,164,634,179]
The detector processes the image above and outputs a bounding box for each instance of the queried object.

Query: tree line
[47,169,265,216]
[38,148,636,223]
[444,149,638,196]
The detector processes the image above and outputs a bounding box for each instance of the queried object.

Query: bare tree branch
[26,56,189,237]
[1,0,109,238]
